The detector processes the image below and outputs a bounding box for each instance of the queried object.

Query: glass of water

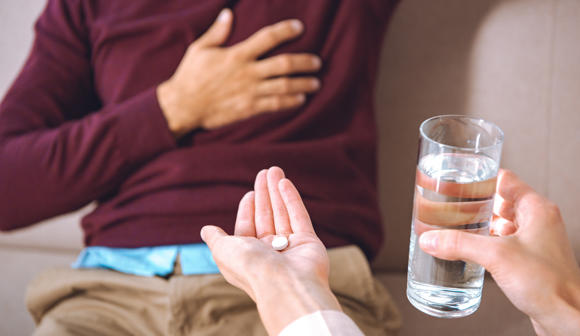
[406,115,504,318]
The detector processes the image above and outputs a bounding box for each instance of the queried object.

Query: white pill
[271,236,289,251]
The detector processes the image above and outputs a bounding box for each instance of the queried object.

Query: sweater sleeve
[0,0,177,231]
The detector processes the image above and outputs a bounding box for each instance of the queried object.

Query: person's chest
[83,0,385,104]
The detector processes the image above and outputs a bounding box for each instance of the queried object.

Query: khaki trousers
[26,246,401,336]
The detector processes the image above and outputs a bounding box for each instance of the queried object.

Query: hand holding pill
[201,166,342,335]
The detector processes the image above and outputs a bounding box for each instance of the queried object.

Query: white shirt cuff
[278,310,364,336]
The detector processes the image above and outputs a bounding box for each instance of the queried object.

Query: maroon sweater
[0,0,396,260]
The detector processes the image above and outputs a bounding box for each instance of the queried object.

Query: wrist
[252,270,341,335]
[156,80,200,138]
[530,277,580,335]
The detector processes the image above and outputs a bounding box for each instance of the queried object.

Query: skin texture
[157,9,322,138]
[420,169,580,336]
[201,167,341,336]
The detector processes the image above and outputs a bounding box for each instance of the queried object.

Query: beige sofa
[1,0,579,335]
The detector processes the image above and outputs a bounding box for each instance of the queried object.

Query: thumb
[419,230,497,269]
[200,225,228,250]
[194,8,233,48]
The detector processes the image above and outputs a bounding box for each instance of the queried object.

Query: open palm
[201,167,329,300]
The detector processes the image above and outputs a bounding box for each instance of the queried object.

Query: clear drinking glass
[406,115,504,318]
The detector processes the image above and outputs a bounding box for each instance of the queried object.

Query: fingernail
[419,232,438,252]
[200,226,209,241]
[312,57,322,68]
[311,79,321,89]
[218,9,231,22]
[291,20,303,32]
[268,166,285,177]
[296,94,306,103]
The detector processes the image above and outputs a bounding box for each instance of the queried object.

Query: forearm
[531,303,580,336]
[253,273,341,336]
[0,88,175,230]
[0,0,176,230]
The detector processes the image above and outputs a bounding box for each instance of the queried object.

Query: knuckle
[186,43,199,53]
[501,169,515,179]
[278,56,293,72]
[443,230,462,256]
[243,64,259,79]
[544,201,562,220]
[225,48,243,62]
[263,29,278,46]
[205,120,218,129]
[505,169,516,180]
[271,96,282,110]
[272,204,285,216]
[241,96,255,113]
[280,78,291,92]
[204,114,225,129]
[251,99,262,113]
